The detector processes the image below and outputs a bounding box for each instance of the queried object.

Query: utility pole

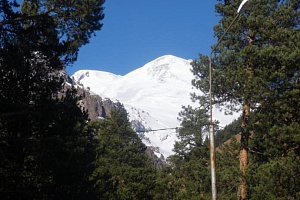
[207,1,253,199]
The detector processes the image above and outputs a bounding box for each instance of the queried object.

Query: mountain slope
[71,55,240,158]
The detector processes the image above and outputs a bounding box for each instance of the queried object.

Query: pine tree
[247,55,300,198]
[215,117,242,147]
[1,0,105,64]
[216,136,240,200]
[248,152,300,199]
[0,0,105,198]
[91,110,158,199]
[192,1,299,199]
[167,99,212,198]
[172,105,209,160]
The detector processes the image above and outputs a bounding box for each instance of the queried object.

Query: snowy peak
[145,55,190,68]
[125,55,193,83]
[71,55,197,159]
[71,55,239,159]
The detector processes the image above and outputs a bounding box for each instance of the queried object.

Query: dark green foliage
[247,65,300,199]
[1,0,299,199]
[0,0,105,199]
[164,102,212,199]
[209,0,300,112]
[248,152,300,199]
[1,0,105,64]
[154,167,181,200]
[154,161,211,200]
[91,110,157,200]
[249,73,300,161]
[1,2,159,199]
[215,117,242,147]
[216,136,240,200]
[0,88,98,199]
[192,0,300,199]
[189,0,300,199]
[173,105,209,159]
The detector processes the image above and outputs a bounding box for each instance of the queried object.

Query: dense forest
[1,0,299,199]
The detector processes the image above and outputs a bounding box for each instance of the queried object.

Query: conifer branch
[0,9,54,27]
[0,109,38,118]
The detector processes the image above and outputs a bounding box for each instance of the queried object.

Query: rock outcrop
[145,146,168,169]
[76,87,124,120]
[59,70,125,121]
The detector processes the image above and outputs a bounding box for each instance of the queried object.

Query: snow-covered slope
[72,55,239,159]
[72,70,121,88]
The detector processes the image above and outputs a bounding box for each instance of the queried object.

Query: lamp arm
[210,13,240,56]
[209,13,240,117]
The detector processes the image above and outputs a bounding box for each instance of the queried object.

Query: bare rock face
[145,146,168,169]
[59,70,125,121]
[76,87,124,120]
[62,70,167,167]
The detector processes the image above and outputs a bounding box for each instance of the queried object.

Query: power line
[0,123,225,141]
[135,123,225,133]
[135,127,177,133]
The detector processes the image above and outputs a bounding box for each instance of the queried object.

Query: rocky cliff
[76,87,124,120]
[59,70,125,121]
[62,70,166,168]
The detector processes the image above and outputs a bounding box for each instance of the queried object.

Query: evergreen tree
[248,152,300,199]
[172,105,209,160]
[1,0,105,64]
[91,110,157,200]
[192,1,299,199]
[215,117,242,147]
[216,136,241,200]
[247,55,300,198]
[0,0,105,198]
[167,100,212,199]
[153,166,183,200]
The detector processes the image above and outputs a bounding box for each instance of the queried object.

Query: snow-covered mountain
[72,55,240,159]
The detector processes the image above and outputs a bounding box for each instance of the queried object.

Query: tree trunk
[238,32,254,200]
[239,101,250,200]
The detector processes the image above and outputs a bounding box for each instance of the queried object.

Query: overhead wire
[0,123,225,141]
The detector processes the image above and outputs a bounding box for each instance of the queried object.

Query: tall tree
[247,56,300,198]
[172,105,209,160]
[167,100,212,198]
[216,136,240,200]
[1,0,105,64]
[91,110,157,199]
[0,0,105,198]
[192,0,299,199]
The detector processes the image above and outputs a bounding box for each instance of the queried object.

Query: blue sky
[67,0,220,76]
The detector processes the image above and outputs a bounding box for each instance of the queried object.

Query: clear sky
[66,0,220,76]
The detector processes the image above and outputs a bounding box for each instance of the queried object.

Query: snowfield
[72,55,240,159]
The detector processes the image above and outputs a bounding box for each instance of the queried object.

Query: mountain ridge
[71,55,240,159]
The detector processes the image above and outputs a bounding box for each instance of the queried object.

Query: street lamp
[208,1,253,199]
